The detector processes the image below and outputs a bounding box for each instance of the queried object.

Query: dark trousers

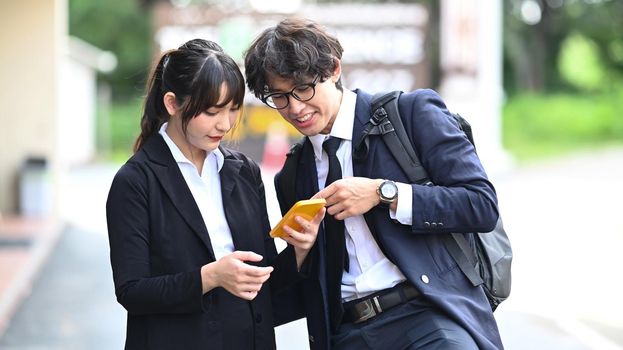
[331,297,478,350]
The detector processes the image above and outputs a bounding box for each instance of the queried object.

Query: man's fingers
[334,209,351,221]
[326,202,346,217]
[312,183,337,200]
[283,227,305,241]
[311,207,327,224]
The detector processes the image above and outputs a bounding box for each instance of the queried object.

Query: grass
[97,99,142,163]
[502,89,623,162]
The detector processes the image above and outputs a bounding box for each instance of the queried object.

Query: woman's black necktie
[322,137,348,329]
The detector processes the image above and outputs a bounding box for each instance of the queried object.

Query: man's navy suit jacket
[274,89,503,350]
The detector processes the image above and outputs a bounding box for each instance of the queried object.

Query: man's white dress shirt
[308,89,414,301]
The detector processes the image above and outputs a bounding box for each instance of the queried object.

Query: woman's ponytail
[133,51,172,152]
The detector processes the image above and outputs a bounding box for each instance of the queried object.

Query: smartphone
[269,198,326,238]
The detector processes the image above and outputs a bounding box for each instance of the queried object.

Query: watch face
[381,181,398,199]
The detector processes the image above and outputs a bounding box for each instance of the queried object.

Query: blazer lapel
[218,149,253,252]
[297,139,319,198]
[351,91,386,242]
[352,90,377,178]
[143,136,216,259]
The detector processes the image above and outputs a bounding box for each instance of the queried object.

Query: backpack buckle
[377,120,395,135]
[371,107,388,124]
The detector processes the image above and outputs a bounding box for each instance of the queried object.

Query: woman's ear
[163,92,178,116]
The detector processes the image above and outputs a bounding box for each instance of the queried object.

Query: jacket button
[255,313,262,323]
[438,222,443,227]
[421,275,430,284]
[424,221,431,228]
[431,222,437,228]
[309,335,315,343]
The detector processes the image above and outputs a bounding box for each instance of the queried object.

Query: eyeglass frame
[261,75,321,110]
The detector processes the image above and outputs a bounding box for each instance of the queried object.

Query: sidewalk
[492,146,623,349]
[0,216,62,337]
[0,164,117,340]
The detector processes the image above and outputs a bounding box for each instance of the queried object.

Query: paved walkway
[493,147,623,350]
[0,217,61,338]
[0,226,124,350]
[0,147,621,349]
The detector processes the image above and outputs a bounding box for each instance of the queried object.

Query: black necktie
[322,137,347,330]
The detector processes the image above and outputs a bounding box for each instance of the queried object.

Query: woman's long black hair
[134,39,245,152]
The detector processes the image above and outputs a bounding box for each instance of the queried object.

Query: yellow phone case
[269,198,326,238]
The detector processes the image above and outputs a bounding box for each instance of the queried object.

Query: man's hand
[281,207,326,269]
[312,177,384,220]
[201,251,273,300]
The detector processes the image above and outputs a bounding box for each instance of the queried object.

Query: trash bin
[19,157,52,217]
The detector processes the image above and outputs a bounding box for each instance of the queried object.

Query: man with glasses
[244,18,503,350]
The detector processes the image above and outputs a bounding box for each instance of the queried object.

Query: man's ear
[163,92,178,116]
[331,58,342,83]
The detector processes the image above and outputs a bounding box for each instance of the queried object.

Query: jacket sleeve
[106,162,204,315]
[401,89,499,234]
[267,165,310,325]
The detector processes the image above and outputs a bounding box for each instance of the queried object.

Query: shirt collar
[309,89,357,160]
[158,122,224,172]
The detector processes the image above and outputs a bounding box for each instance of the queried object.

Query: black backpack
[276,91,512,311]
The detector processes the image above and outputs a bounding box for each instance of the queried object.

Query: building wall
[0,0,66,215]
[59,58,96,166]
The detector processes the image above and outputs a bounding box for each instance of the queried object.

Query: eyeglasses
[262,76,321,109]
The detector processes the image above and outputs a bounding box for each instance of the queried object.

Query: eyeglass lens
[265,77,319,109]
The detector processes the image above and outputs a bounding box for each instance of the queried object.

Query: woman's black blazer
[106,135,299,350]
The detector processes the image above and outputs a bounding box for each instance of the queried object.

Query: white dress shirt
[309,89,413,302]
[159,123,234,260]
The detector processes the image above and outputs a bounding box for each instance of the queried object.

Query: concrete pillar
[439,0,512,177]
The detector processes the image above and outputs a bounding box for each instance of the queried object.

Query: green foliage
[101,99,143,162]
[69,0,151,101]
[558,33,606,91]
[502,89,623,161]
[504,0,623,94]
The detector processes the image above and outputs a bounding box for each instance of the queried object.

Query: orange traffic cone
[261,122,290,174]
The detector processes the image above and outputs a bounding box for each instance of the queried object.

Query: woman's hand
[201,251,273,300]
[280,207,326,269]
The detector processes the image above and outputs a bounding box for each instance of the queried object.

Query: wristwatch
[377,180,398,207]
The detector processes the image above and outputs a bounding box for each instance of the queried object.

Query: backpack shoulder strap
[275,138,305,216]
[371,92,485,288]
[446,233,484,286]
[370,91,430,185]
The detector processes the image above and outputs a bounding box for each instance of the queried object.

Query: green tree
[69,0,152,101]
[504,0,623,94]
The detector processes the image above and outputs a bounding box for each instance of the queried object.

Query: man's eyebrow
[266,85,292,94]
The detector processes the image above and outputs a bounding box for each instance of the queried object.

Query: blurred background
[0,0,622,349]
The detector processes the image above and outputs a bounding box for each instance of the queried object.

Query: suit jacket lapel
[142,135,216,259]
[351,91,386,243]
[218,148,253,252]
[352,90,376,178]
[297,138,319,198]
[296,138,330,296]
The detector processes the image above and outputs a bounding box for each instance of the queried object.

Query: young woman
[106,38,324,350]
